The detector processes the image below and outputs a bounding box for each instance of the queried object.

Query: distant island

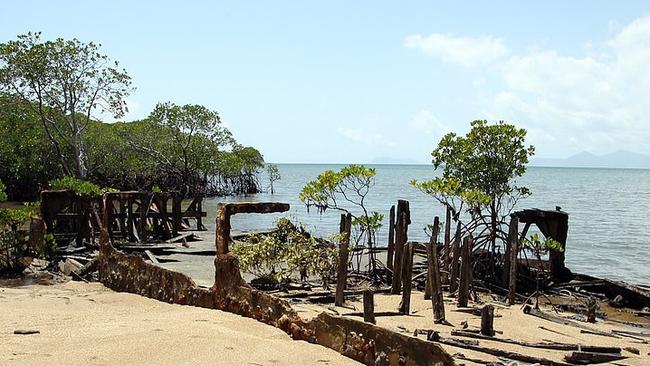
[531,150,650,169]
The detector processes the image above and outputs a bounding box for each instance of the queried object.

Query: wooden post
[386,205,396,272]
[119,199,127,238]
[196,196,205,230]
[443,207,452,284]
[363,289,375,324]
[481,305,495,336]
[398,242,414,314]
[127,198,135,242]
[427,216,446,322]
[457,235,473,308]
[449,223,462,294]
[507,216,519,305]
[139,193,149,241]
[391,212,405,294]
[160,195,169,237]
[172,193,182,237]
[335,213,351,306]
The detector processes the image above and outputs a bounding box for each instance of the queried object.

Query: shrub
[233,218,337,288]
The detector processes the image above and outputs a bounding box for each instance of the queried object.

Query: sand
[0,281,360,366]
[293,291,650,366]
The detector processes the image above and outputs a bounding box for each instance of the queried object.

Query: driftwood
[144,250,159,264]
[564,351,627,364]
[427,331,573,366]
[525,306,617,338]
[450,330,621,353]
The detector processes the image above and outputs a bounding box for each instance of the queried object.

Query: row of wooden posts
[40,190,207,246]
[333,200,521,329]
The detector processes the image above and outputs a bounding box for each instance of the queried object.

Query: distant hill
[531,150,650,169]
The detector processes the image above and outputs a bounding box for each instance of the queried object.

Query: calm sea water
[202,164,650,286]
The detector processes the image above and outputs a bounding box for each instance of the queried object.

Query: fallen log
[525,306,616,338]
[426,331,573,366]
[564,351,627,364]
[450,330,621,353]
[144,250,159,264]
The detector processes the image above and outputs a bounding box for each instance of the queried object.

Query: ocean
[199,164,650,286]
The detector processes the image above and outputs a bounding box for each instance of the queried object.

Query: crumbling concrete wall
[97,197,454,366]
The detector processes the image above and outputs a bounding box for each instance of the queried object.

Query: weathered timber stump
[427,217,445,322]
[457,235,473,308]
[481,305,495,336]
[363,289,376,324]
[335,213,352,306]
[399,242,414,315]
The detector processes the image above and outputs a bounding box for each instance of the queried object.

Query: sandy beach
[0,281,360,366]
[293,291,650,366]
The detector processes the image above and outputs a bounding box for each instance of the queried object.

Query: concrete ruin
[97,194,454,366]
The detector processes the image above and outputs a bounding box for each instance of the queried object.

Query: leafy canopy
[0,32,132,178]
[412,120,535,209]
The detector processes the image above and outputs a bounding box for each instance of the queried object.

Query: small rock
[14,329,39,335]
[623,347,640,355]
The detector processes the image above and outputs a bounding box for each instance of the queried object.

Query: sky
[2,1,650,163]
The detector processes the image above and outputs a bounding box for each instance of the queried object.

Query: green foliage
[0,180,6,202]
[266,164,281,194]
[522,233,564,258]
[413,120,534,209]
[300,164,383,273]
[0,93,61,200]
[0,32,132,178]
[233,218,337,286]
[49,176,117,196]
[300,164,377,215]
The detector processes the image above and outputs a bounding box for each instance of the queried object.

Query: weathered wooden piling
[481,305,495,336]
[363,289,376,324]
[443,207,451,284]
[391,202,410,294]
[335,213,352,307]
[449,222,462,294]
[398,242,414,314]
[392,201,410,293]
[507,216,519,305]
[427,216,446,322]
[457,235,473,308]
[386,205,395,273]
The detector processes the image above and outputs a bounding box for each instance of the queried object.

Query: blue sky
[2,1,650,163]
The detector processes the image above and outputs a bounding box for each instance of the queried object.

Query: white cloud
[412,16,650,156]
[404,33,509,67]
